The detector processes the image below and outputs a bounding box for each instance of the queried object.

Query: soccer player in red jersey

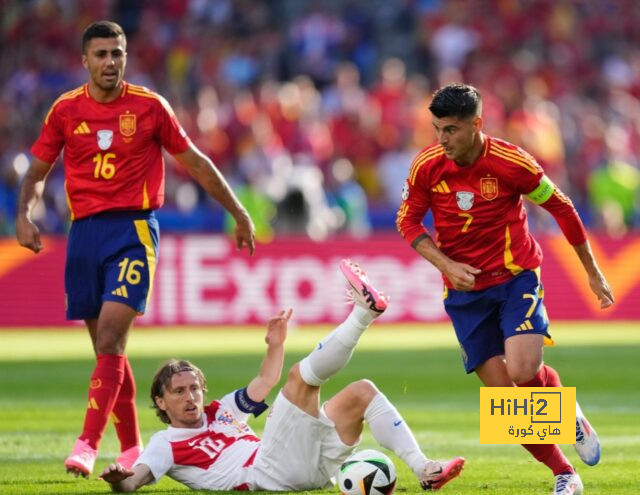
[397,83,614,495]
[15,21,255,478]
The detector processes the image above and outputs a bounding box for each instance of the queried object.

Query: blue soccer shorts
[443,269,552,373]
[65,210,159,320]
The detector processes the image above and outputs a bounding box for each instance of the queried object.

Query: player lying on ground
[100,260,465,492]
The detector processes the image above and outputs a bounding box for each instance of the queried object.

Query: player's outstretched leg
[299,260,387,386]
[574,401,600,466]
[363,388,465,491]
[553,472,583,495]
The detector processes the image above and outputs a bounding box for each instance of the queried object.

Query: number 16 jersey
[31,82,191,220]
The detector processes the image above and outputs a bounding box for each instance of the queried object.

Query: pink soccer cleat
[340,259,388,315]
[420,457,465,490]
[65,438,97,477]
[116,444,143,470]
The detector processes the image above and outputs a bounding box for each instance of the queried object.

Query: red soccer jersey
[31,82,191,220]
[397,136,575,290]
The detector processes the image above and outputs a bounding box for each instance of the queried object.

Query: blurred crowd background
[1,0,640,242]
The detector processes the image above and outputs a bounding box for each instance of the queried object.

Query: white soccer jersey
[135,390,261,491]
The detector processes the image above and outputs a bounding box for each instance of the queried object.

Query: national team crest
[480,177,499,200]
[119,114,136,137]
[456,191,474,211]
[97,130,113,150]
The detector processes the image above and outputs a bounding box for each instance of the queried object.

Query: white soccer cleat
[65,438,97,477]
[340,259,388,315]
[420,457,465,490]
[116,444,143,470]
[574,402,600,466]
[552,472,583,495]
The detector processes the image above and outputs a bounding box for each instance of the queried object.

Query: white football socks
[364,392,428,478]
[299,305,375,386]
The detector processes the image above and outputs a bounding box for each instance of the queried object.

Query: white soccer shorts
[249,391,357,491]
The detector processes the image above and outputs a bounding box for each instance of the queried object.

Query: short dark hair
[150,359,207,424]
[429,83,482,120]
[82,20,126,53]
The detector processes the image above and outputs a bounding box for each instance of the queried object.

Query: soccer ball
[337,449,397,495]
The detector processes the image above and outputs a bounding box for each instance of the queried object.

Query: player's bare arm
[572,241,614,309]
[100,462,153,492]
[16,157,54,253]
[412,235,480,291]
[246,309,292,402]
[173,143,256,255]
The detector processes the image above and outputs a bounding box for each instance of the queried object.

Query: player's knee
[508,361,540,385]
[95,326,127,354]
[345,380,379,410]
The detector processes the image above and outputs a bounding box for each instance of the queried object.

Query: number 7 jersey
[31,82,191,220]
[397,137,549,290]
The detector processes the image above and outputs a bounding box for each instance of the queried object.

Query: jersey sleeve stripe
[409,147,444,184]
[407,150,431,184]
[490,142,540,173]
[126,88,160,100]
[552,189,573,206]
[396,203,409,234]
[489,148,538,175]
[43,86,85,124]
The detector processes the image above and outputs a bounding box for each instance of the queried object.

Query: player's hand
[588,271,614,309]
[444,262,481,291]
[266,309,292,346]
[99,462,135,483]
[16,216,43,253]
[234,212,255,256]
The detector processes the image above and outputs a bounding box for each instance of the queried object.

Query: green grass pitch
[0,322,638,494]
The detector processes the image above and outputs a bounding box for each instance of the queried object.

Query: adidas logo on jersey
[111,285,129,298]
[431,180,450,193]
[73,121,91,134]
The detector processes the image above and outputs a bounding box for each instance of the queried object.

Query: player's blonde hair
[150,359,207,424]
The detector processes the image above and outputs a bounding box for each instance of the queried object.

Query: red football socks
[518,364,563,388]
[522,443,574,475]
[80,354,125,450]
[111,357,141,451]
[518,364,572,475]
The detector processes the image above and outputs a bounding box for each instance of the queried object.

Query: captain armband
[234,387,269,417]
[526,175,555,204]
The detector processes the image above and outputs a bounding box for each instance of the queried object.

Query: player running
[16,21,254,477]
[100,260,465,492]
[397,83,613,495]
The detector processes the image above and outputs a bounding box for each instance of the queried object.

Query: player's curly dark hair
[429,83,482,120]
[82,20,126,53]
[150,359,208,424]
